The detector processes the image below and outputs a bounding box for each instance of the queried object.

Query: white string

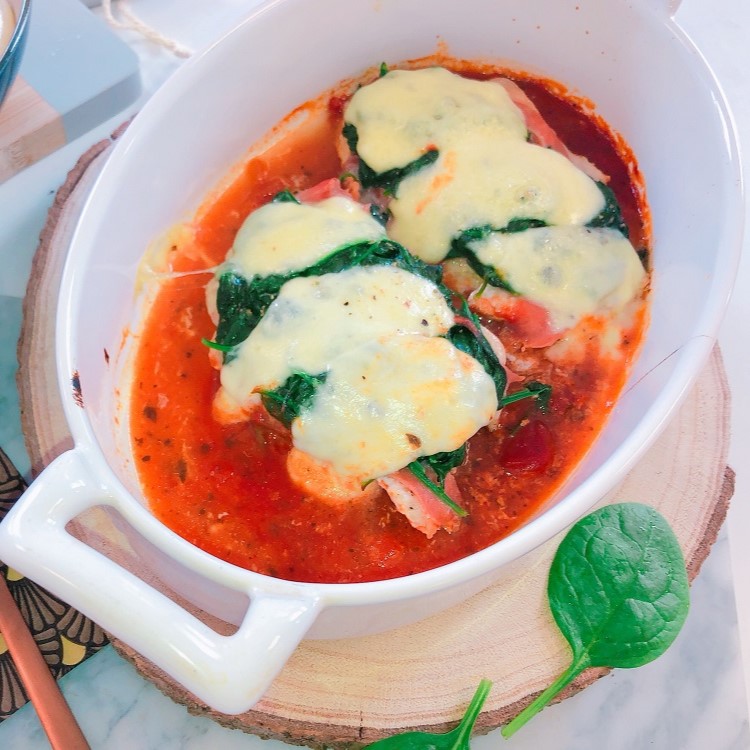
[101,0,194,59]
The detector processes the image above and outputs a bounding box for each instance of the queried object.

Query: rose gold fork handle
[0,575,90,750]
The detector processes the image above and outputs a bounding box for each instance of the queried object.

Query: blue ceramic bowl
[0,0,31,109]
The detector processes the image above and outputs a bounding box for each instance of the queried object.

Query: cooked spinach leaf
[637,247,649,271]
[445,322,507,404]
[272,189,299,204]
[342,123,439,195]
[444,311,550,416]
[448,181,628,293]
[379,61,389,77]
[214,271,264,354]
[406,445,468,515]
[293,237,442,286]
[200,338,234,353]
[405,303,511,514]
[499,380,552,413]
[363,679,492,749]
[260,371,327,427]
[416,444,467,486]
[587,181,629,237]
[369,203,391,227]
[213,238,446,353]
[443,298,508,403]
[448,220,547,294]
[502,502,689,738]
[405,306,512,515]
[407,460,467,517]
[504,217,549,234]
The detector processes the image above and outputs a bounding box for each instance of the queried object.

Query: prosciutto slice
[378,468,463,538]
[295,176,360,202]
[285,445,465,539]
[493,77,609,184]
[469,286,561,349]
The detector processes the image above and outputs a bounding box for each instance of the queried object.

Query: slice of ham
[493,77,609,184]
[295,176,360,202]
[295,175,390,220]
[469,286,561,348]
[378,468,463,538]
[212,370,468,537]
[478,323,524,385]
[285,448,463,538]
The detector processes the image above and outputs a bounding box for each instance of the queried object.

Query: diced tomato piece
[499,420,554,473]
[328,94,349,116]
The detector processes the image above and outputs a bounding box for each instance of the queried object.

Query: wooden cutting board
[16,133,734,748]
[0,0,140,184]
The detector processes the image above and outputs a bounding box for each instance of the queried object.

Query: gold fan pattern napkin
[0,447,108,721]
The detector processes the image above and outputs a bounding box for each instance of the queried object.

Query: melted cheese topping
[344,66,644,329]
[214,67,645,485]
[389,136,605,262]
[292,335,498,480]
[228,196,386,278]
[220,265,455,407]
[345,67,527,173]
[470,226,646,329]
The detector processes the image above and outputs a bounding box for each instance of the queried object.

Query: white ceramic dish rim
[54,0,740,602]
[0,0,743,716]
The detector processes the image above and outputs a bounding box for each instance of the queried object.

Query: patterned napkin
[0,448,108,721]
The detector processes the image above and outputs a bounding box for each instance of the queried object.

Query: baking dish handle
[0,449,322,715]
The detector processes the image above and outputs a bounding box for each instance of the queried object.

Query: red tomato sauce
[130,61,650,584]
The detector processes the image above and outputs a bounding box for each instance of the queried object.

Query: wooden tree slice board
[17,138,734,748]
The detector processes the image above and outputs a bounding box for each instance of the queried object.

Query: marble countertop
[1,1,749,748]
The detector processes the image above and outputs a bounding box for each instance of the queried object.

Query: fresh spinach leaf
[343,123,439,195]
[586,181,629,237]
[502,502,689,738]
[363,679,492,749]
[260,371,327,427]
